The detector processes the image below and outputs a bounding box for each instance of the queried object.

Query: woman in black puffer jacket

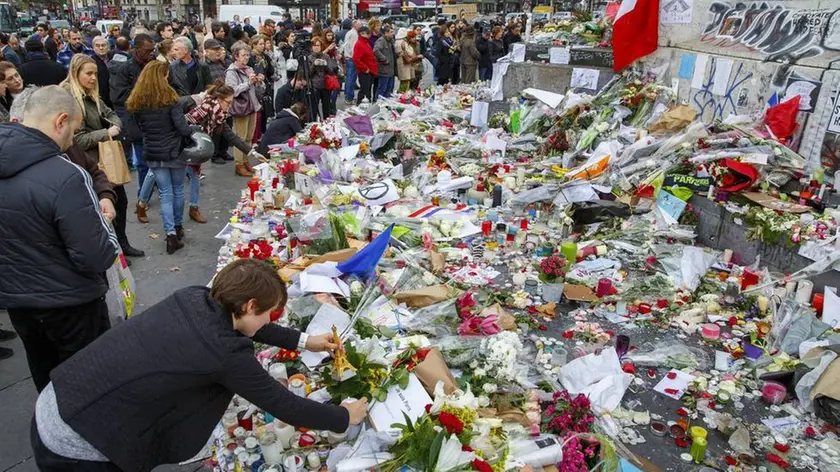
[127,60,193,255]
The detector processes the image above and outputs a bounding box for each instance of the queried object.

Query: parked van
[218,5,284,26]
[95,19,123,34]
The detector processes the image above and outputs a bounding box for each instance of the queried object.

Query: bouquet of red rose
[538,256,566,283]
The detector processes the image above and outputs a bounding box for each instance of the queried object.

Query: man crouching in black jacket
[32,259,368,471]
[0,86,119,393]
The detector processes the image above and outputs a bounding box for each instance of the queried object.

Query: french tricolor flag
[612,0,660,71]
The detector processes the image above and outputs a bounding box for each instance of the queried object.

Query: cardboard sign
[563,284,598,302]
[743,192,812,213]
[828,91,840,134]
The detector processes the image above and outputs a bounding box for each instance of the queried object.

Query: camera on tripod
[293,30,312,58]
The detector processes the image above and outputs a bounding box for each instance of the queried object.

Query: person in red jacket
[352,27,377,105]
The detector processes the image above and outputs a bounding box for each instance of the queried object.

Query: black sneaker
[0,347,13,360]
[212,157,227,164]
[222,152,235,161]
[175,225,185,240]
[0,329,17,342]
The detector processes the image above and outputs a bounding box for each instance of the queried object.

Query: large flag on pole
[612,0,660,72]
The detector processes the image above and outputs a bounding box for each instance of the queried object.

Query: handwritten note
[570,68,600,91]
[549,47,570,65]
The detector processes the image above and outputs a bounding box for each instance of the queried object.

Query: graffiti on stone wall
[700,2,839,86]
[692,59,754,122]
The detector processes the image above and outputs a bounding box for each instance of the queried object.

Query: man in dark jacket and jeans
[169,37,212,96]
[0,86,119,393]
[110,33,155,196]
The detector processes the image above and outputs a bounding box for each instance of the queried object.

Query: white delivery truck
[218,5,284,27]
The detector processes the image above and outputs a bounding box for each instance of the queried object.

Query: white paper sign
[294,173,314,196]
[653,369,696,400]
[300,304,352,368]
[359,179,399,207]
[549,47,570,64]
[691,54,709,89]
[785,80,819,111]
[470,101,490,128]
[660,0,693,24]
[711,58,734,96]
[828,92,840,134]
[368,374,432,431]
[570,68,600,90]
[511,43,526,63]
[822,286,840,328]
[490,63,510,101]
[522,88,564,109]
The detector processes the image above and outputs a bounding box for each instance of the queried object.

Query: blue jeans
[376,76,395,99]
[150,167,186,235]
[479,67,492,81]
[186,166,200,208]
[138,170,156,203]
[344,58,357,102]
[133,143,148,199]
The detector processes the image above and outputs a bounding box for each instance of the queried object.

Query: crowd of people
[0,11,535,471]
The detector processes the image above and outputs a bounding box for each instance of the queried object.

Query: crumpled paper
[648,104,696,133]
[394,285,460,308]
[558,347,633,412]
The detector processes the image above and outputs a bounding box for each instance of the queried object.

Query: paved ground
[0,65,436,472]
[0,157,244,472]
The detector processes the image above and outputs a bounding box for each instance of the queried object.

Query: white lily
[430,381,479,415]
[435,435,476,472]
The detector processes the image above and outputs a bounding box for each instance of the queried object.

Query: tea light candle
[298,433,317,448]
[785,280,797,297]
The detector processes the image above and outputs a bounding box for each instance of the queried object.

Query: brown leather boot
[135,202,149,223]
[235,164,252,177]
[244,161,255,173]
[189,207,207,223]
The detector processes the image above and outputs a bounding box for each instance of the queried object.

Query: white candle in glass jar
[260,432,284,465]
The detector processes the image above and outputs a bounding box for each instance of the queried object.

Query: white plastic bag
[104,250,137,326]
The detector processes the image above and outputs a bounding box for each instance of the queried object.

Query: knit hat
[406,30,417,40]
[358,26,371,35]
[25,38,44,52]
